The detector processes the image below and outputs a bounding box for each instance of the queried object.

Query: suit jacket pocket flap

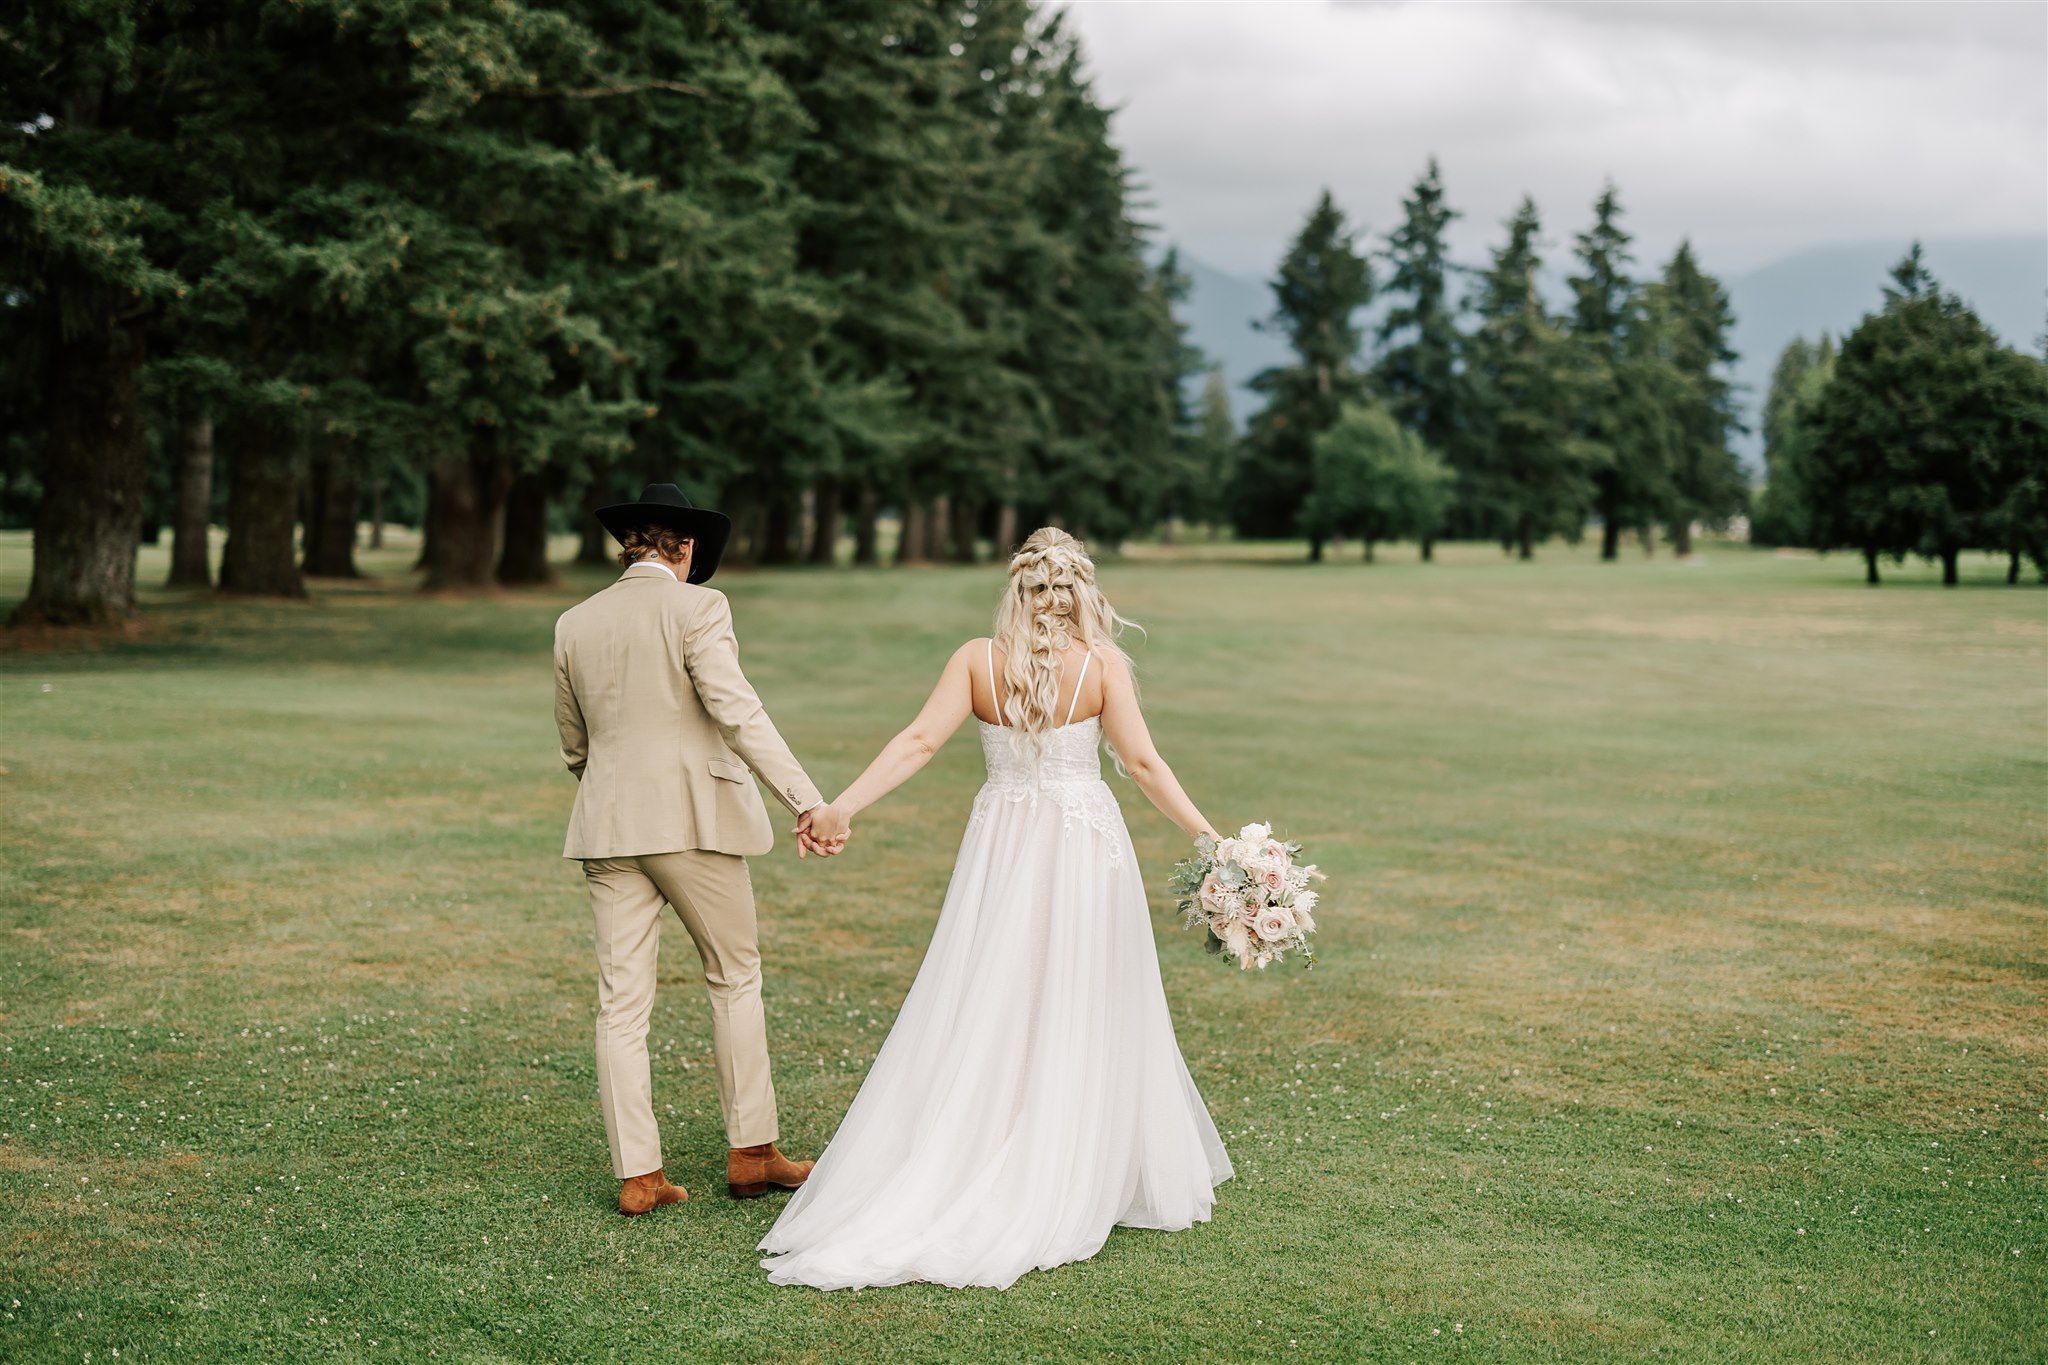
[708,759,749,784]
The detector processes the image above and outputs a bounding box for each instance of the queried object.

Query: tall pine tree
[1374,157,1463,559]
[1567,183,1668,560]
[1235,190,1373,555]
[1643,241,1745,554]
[1463,197,1591,558]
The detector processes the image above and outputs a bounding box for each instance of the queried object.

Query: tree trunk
[996,500,1018,556]
[1363,538,1375,564]
[2010,549,2022,585]
[1863,548,1881,586]
[167,411,215,589]
[760,492,796,566]
[421,438,511,591]
[852,483,880,566]
[138,474,163,545]
[928,494,951,562]
[497,469,557,586]
[301,441,362,578]
[950,496,977,564]
[1940,547,1958,587]
[899,499,928,565]
[1419,536,1434,562]
[415,482,436,570]
[1671,520,1694,557]
[808,477,842,566]
[8,312,148,627]
[219,412,307,598]
[1638,524,1656,557]
[1307,534,1325,563]
[1517,517,1534,561]
[1599,497,1621,561]
[576,464,612,565]
[368,474,384,550]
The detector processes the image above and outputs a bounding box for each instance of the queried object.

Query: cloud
[1061,0,2046,278]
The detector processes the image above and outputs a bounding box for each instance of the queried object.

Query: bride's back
[971,639,1103,730]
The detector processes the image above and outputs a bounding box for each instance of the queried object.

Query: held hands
[794,802,851,860]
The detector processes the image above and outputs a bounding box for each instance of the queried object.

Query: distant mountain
[1167,235,2046,469]
[1172,254,1288,424]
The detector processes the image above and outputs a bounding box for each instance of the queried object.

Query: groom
[553,482,850,1216]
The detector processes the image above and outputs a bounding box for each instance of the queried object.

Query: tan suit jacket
[554,563,822,859]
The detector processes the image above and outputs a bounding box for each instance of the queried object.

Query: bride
[759,528,1233,1291]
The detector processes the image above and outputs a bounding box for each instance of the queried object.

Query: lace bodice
[971,717,1124,857]
[979,715,1105,787]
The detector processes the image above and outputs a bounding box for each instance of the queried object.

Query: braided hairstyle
[990,528,1137,765]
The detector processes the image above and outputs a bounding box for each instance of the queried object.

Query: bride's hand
[796,803,851,858]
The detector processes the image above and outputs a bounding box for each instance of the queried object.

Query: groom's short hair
[617,525,693,569]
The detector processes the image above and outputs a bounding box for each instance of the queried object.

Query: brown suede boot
[727,1143,813,1199]
[618,1169,687,1217]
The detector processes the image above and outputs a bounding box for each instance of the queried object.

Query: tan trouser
[583,851,778,1178]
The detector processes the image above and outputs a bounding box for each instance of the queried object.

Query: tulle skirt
[758,781,1233,1290]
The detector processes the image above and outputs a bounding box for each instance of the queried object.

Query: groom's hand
[795,803,850,859]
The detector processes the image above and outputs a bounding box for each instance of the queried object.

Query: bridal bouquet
[1170,822,1323,970]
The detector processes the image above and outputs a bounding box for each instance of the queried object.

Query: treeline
[1231,167,1747,563]
[1750,247,2048,585]
[2,0,1199,625]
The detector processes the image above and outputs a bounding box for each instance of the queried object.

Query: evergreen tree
[1566,183,1669,559]
[2,10,185,625]
[1374,157,1463,558]
[1462,197,1592,557]
[1235,190,1373,553]
[1006,17,1183,546]
[1803,245,2046,585]
[1159,366,1236,539]
[1643,241,1745,554]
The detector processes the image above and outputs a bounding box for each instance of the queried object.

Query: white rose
[1239,821,1272,843]
[1223,922,1252,961]
[1254,908,1293,943]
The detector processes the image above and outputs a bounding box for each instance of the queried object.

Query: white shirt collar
[626,558,678,582]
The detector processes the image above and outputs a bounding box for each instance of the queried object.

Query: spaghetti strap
[987,638,1002,726]
[1064,651,1093,727]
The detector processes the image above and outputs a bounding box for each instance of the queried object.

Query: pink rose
[1254,908,1293,943]
[1261,866,1287,893]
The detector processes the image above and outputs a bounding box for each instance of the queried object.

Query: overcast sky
[1059,0,2047,281]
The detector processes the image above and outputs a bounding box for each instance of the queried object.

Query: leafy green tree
[1750,335,1835,547]
[1303,402,1455,561]
[1803,245,2046,585]
[1374,157,1464,558]
[1643,241,1745,554]
[1462,197,1592,558]
[1236,190,1373,554]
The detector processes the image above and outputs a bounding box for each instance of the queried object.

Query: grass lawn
[0,530,2042,1362]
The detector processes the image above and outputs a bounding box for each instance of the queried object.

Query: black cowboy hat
[594,483,732,584]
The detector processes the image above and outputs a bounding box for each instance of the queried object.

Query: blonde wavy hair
[991,528,1138,764]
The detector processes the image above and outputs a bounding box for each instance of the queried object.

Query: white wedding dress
[759,647,1233,1291]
